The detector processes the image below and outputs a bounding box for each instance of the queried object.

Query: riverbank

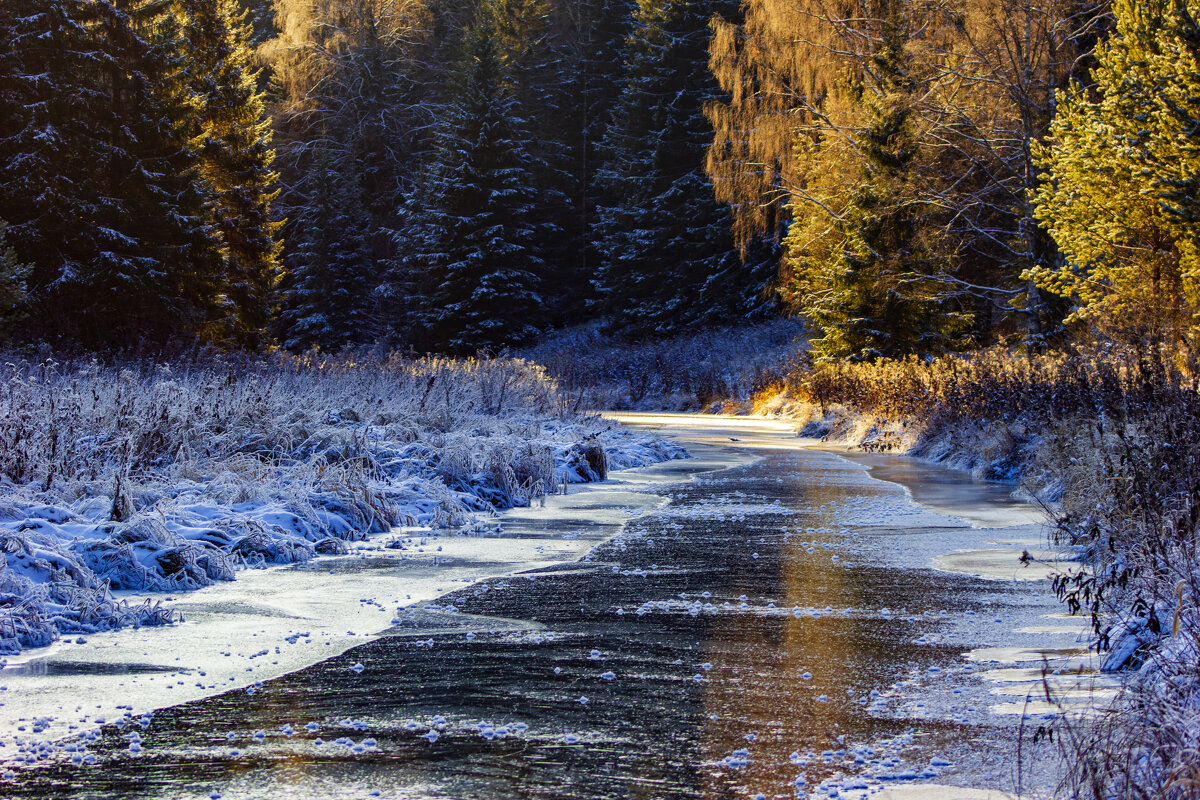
[749,347,1200,797]
[4,413,1099,799]
[0,354,685,656]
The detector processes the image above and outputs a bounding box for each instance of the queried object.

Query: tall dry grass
[0,350,623,652]
[0,351,561,495]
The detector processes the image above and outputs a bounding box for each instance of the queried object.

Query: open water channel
[0,414,1114,800]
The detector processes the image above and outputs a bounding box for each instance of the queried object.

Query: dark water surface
[5,448,1068,800]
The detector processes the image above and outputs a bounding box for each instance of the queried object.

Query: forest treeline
[0,0,777,353]
[4,0,1200,358]
[710,0,1200,359]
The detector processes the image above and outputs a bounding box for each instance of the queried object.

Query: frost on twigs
[0,353,683,652]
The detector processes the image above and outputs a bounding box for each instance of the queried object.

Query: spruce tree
[267,0,432,349]
[281,148,375,351]
[85,0,223,344]
[0,2,18,140]
[3,0,292,348]
[593,0,774,335]
[0,219,30,338]
[407,5,547,355]
[0,0,107,330]
[487,0,575,320]
[181,0,281,346]
[0,0,224,346]
[565,0,638,316]
[784,5,969,362]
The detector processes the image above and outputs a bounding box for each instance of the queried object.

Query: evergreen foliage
[494,0,577,320]
[0,0,792,352]
[99,0,224,342]
[0,0,100,322]
[0,0,226,346]
[0,219,30,338]
[267,0,435,351]
[405,3,547,355]
[556,0,638,318]
[281,149,376,351]
[181,0,282,346]
[593,0,774,335]
[783,5,970,362]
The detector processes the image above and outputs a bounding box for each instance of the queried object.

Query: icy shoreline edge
[0,356,688,656]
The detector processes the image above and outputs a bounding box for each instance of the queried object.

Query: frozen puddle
[868,787,1021,800]
[968,643,1120,719]
[2,413,1105,799]
[931,548,1070,582]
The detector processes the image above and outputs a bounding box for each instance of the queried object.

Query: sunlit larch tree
[707,0,1107,345]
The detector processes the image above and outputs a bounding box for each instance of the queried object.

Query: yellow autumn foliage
[1033,0,1200,341]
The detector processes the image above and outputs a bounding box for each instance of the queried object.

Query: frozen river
[1,414,1113,799]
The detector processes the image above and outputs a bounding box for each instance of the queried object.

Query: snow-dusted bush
[520,320,806,411]
[751,345,1126,480]
[1056,632,1200,800]
[0,352,684,653]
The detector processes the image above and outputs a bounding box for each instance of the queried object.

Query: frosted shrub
[521,320,806,411]
[0,350,682,652]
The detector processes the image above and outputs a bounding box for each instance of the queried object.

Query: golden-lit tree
[707,0,1108,341]
[779,1,973,361]
[182,0,281,346]
[706,0,849,250]
[1033,0,1200,343]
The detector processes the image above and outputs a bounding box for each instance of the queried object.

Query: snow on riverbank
[0,471,678,745]
[0,356,685,655]
[0,415,771,746]
[3,411,1096,798]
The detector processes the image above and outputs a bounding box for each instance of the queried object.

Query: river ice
[1,413,1114,799]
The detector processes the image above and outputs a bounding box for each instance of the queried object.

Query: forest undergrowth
[755,344,1200,798]
[521,319,805,412]
[0,352,682,655]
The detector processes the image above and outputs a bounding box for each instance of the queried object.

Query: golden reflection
[699,520,868,799]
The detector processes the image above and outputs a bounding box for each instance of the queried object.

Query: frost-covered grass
[520,320,806,412]
[756,344,1200,797]
[750,345,1144,485]
[0,352,684,654]
[1055,629,1200,799]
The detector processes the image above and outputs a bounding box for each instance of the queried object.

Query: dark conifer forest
[4,0,1200,363]
[0,0,781,353]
